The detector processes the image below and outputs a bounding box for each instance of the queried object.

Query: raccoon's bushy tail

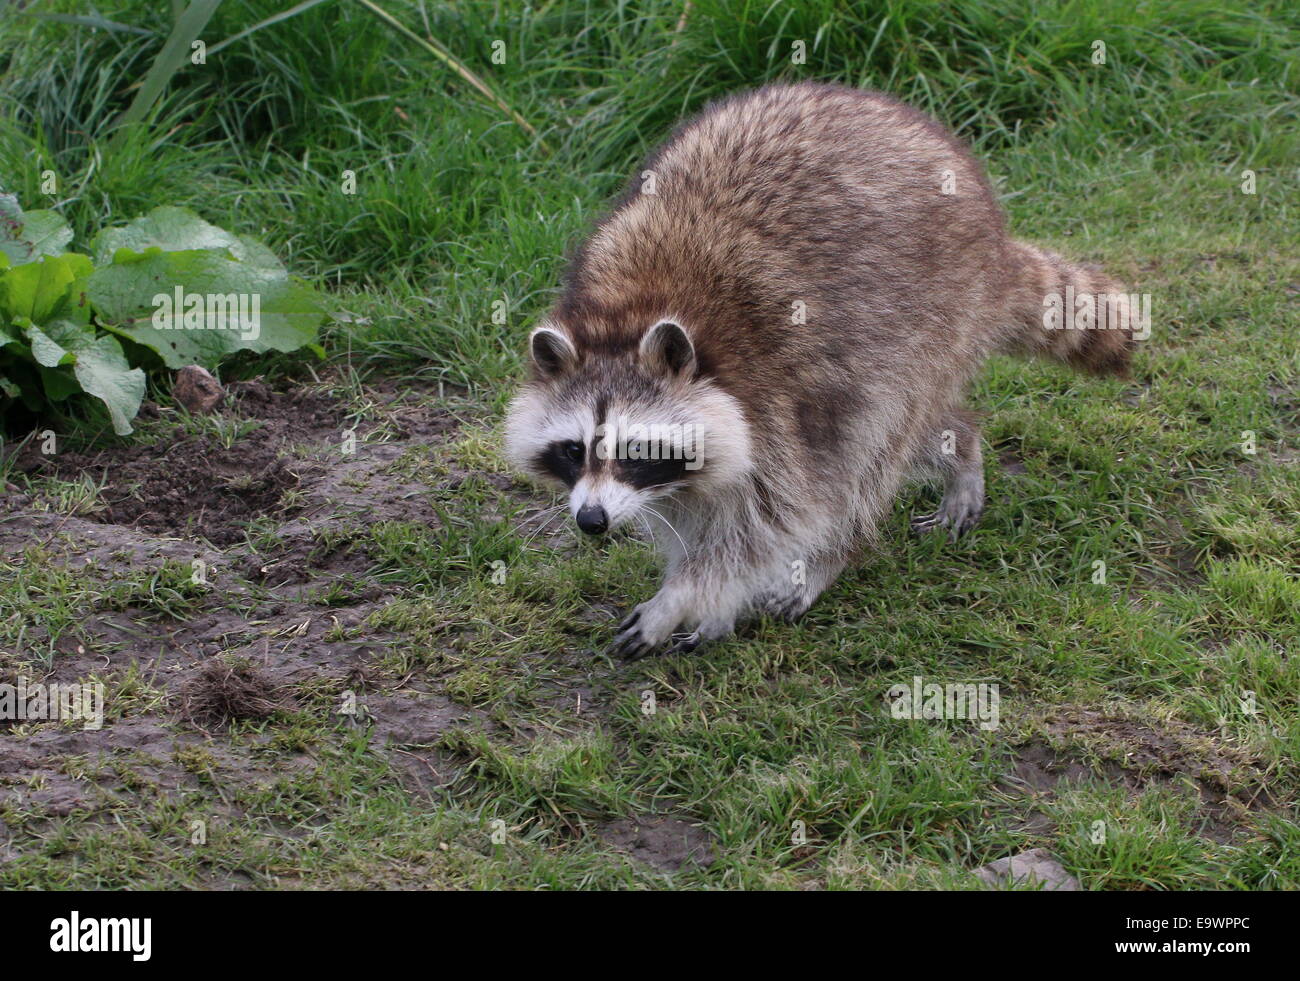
[998,240,1137,377]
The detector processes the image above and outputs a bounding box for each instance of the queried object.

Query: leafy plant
[0,196,325,435]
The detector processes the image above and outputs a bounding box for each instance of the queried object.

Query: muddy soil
[0,376,566,827]
[15,384,323,544]
[1002,705,1273,842]
[597,815,716,872]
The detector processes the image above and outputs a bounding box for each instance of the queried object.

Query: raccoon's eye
[562,440,585,464]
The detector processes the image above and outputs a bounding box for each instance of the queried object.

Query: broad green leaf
[40,319,101,352]
[0,196,74,267]
[1,253,93,325]
[87,248,324,369]
[92,206,246,264]
[0,194,23,264]
[71,334,146,435]
[19,211,74,259]
[1,203,319,435]
[231,234,286,273]
[26,324,78,367]
[39,365,82,402]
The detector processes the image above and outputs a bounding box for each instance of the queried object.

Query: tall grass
[2,0,1297,389]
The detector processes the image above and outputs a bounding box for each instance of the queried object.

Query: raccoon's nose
[576,504,608,535]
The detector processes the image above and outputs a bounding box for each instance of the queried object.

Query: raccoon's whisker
[524,504,567,529]
[661,495,701,523]
[642,505,690,559]
[635,512,656,546]
[650,496,702,538]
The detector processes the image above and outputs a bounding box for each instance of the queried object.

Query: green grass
[1,0,1298,889]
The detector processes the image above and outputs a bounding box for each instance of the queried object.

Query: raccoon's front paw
[609,611,693,660]
[608,601,730,660]
[609,602,670,660]
[614,627,704,661]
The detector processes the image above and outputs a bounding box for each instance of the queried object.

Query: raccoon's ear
[639,319,695,376]
[529,326,577,379]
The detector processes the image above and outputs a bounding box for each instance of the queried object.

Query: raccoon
[505,82,1136,659]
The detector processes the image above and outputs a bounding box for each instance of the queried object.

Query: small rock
[975,848,1081,891]
[174,365,224,414]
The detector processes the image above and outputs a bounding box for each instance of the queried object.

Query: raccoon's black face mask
[504,319,752,535]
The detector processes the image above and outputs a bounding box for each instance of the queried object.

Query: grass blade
[114,0,224,132]
[18,12,155,36]
[207,0,335,58]
[353,0,548,152]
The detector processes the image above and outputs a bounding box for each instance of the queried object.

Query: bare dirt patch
[1001,705,1273,842]
[597,814,717,873]
[0,375,515,835]
[14,382,346,546]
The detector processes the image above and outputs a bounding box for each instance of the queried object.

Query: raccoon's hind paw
[910,507,979,542]
[665,631,702,656]
[759,592,813,622]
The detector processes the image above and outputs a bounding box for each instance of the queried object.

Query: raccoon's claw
[609,622,655,660]
[606,607,644,657]
[665,631,702,655]
[609,591,730,660]
[910,510,950,536]
[913,473,984,542]
[609,624,701,661]
[911,506,980,542]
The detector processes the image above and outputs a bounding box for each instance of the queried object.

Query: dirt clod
[174,365,224,414]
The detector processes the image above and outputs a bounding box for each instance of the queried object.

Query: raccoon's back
[561,83,1010,365]
[636,82,1005,260]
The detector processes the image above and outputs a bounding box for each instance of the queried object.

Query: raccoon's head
[505,318,752,535]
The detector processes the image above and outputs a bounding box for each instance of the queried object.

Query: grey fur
[505,82,1136,658]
